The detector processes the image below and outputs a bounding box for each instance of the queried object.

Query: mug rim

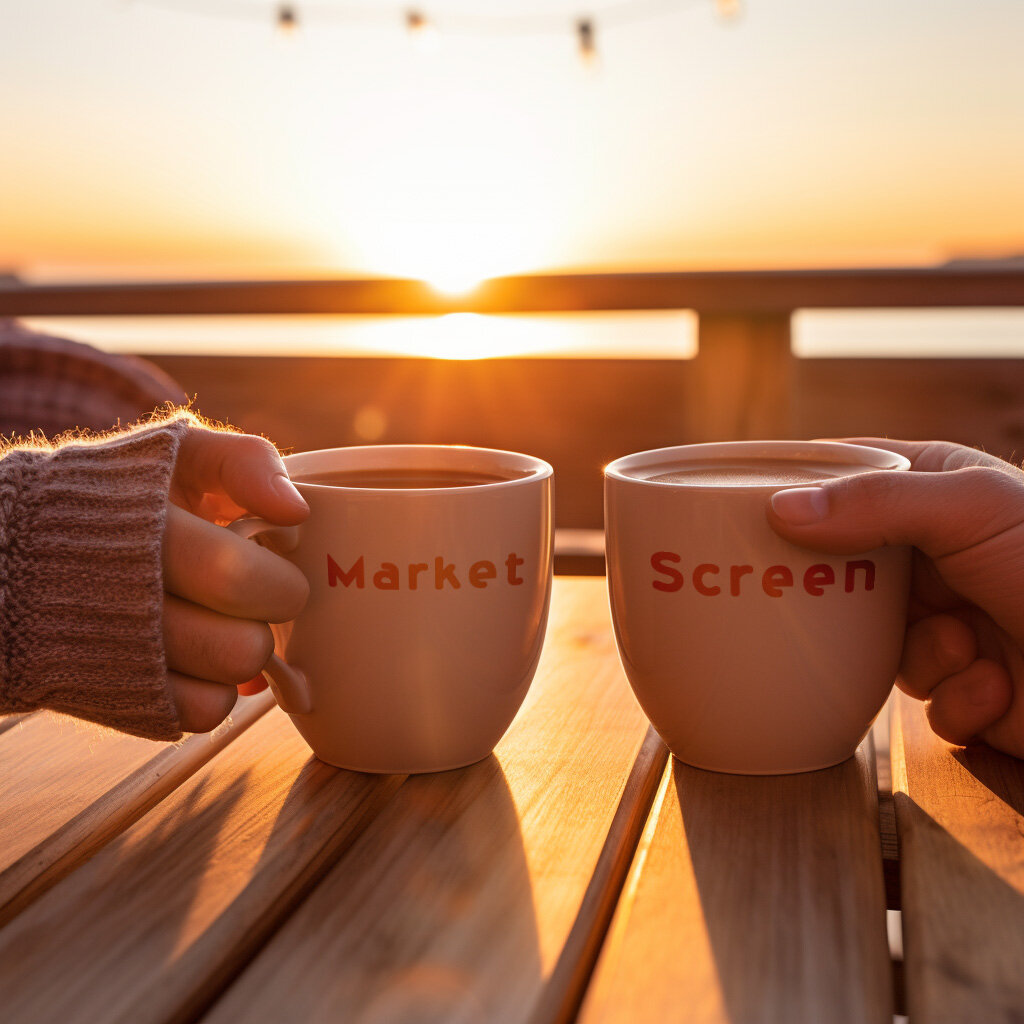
[604,440,911,490]
[283,444,553,494]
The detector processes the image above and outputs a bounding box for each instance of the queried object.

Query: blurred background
[5,0,1024,354]
[3,0,1024,530]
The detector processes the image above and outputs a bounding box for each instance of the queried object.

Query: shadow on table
[675,753,886,1024]
[0,769,253,1023]
[218,753,542,1024]
[950,743,1024,817]
[359,755,542,1024]
[893,743,1024,1019]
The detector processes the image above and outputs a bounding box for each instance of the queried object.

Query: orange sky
[4,0,1024,283]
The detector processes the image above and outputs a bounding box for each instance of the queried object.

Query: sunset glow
[4,0,1022,287]
[22,311,700,360]
[423,272,487,298]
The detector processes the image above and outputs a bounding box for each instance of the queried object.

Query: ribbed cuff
[0,415,192,740]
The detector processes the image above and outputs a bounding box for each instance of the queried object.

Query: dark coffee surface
[640,457,880,487]
[296,467,519,489]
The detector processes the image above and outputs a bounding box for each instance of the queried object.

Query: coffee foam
[637,457,878,487]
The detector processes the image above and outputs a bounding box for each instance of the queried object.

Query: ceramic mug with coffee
[605,441,911,775]
[232,444,554,773]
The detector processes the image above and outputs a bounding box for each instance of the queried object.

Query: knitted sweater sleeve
[0,414,192,741]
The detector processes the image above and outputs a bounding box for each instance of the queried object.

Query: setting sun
[423,271,486,297]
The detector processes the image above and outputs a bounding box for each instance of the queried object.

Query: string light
[404,7,439,50]
[134,0,740,58]
[576,18,597,67]
[276,3,298,32]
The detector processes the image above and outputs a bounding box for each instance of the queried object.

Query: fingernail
[770,486,829,525]
[273,473,309,512]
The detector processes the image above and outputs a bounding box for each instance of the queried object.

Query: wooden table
[1,577,1022,1024]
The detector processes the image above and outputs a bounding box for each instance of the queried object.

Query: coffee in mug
[604,441,911,775]
[296,468,526,489]
[638,457,880,487]
[231,445,554,773]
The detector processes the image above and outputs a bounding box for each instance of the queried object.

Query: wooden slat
[0,705,405,1024]
[201,577,659,1024]
[891,690,1024,1022]
[530,727,668,1024]
[580,737,892,1024]
[3,267,1024,316]
[0,692,272,924]
[0,716,161,875]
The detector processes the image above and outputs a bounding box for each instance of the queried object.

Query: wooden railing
[5,267,1024,315]
[4,268,1024,529]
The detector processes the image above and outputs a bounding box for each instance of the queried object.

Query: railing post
[687,312,795,442]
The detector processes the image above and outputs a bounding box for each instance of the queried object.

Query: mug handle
[227,517,314,715]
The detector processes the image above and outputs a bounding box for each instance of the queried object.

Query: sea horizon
[19,308,1024,361]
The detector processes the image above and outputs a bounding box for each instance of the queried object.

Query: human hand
[163,427,310,732]
[767,439,1024,759]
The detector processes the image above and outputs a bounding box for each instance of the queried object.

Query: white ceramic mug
[605,440,911,775]
[233,444,554,773]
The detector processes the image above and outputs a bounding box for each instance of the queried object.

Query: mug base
[312,749,494,775]
[671,752,855,776]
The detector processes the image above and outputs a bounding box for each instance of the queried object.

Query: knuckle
[278,564,311,622]
[931,622,973,674]
[950,466,1024,537]
[207,532,307,621]
[241,433,283,466]
[250,433,279,457]
[847,470,903,509]
[961,464,1018,494]
[209,539,263,608]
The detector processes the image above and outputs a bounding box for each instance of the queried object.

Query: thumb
[766,465,1024,561]
[174,427,309,526]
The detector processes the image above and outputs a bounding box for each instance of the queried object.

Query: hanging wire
[393,0,710,36]
[131,0,722,36]
[129,0,270,24]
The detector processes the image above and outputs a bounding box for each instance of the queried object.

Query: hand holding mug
[162,427,310,732]
[769,439,1024,759]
